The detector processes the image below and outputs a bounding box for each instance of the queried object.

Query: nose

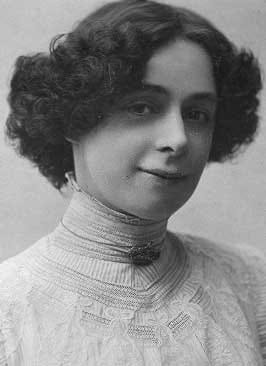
[156,107,188,156]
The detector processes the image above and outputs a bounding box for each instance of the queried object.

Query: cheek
[189,130,213,169]
[84,137,141,180]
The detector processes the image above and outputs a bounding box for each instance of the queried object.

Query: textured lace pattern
[0,233,265,366]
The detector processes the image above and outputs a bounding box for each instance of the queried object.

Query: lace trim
[0,272,262,365]
[0,233,265,365]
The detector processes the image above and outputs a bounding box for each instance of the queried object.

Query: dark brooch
[128,241,161,266]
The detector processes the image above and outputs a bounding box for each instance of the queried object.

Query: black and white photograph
[0,0,266,364]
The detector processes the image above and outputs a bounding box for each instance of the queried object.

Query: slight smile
[139,168,188,181]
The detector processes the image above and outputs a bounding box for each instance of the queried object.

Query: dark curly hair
[4,0,262,192]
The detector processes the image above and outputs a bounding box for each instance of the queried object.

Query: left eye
[183,110,210,123]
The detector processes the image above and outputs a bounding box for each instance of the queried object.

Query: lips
[140,168,187,180]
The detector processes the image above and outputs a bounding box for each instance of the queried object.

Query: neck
[52,172,169,265]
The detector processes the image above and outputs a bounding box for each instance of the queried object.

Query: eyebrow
[135,82,218,104]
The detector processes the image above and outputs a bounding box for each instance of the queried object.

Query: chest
[9,284,262,366]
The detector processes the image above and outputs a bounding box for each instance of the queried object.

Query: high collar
[51,173,169,265]
[34,173,190,294]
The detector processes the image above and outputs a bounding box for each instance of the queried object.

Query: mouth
[139,168,188,181]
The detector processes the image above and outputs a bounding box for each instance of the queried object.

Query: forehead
[141,39,216,100]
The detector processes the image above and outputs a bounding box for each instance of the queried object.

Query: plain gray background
[1,0,266,262]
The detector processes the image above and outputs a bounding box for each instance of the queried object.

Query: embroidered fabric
[0,180,265,365]
[0,233,265,366]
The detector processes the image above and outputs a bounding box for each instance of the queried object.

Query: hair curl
[5,0,263,191]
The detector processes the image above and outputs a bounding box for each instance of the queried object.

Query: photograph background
[1,0,266,262]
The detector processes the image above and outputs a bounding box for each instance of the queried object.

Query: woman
[1,0,265,364]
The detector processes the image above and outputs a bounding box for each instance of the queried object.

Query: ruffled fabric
[0,179,265,365]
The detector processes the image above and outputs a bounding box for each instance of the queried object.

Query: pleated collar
[52,171,169,265]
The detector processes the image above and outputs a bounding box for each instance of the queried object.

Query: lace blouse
[0,186,265,365]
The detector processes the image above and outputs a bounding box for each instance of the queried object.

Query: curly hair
[4,0,262,191]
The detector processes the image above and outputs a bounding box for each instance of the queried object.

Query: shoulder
[0,255,30,364]
[0,253,32,308]
[0,235,52,308]
[169,230,266,299]
[170,232,266,361]
[0,236,45,291]
[175,230,265,271]
[0,237,48,363]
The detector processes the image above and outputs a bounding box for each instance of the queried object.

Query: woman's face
[73,39,217,220]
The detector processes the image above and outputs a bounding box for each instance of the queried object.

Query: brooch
[128,241,161,266]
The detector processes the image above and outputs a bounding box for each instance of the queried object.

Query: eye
[183,109,210,124]
[126,102,158,116]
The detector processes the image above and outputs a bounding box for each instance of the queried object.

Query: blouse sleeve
[0,329,7,366]
[240,244,266,365]
[181,233,266,364]
[0,259,29,366]
[0,260,12,366]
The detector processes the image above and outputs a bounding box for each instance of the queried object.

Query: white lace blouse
[0,187,265,365]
